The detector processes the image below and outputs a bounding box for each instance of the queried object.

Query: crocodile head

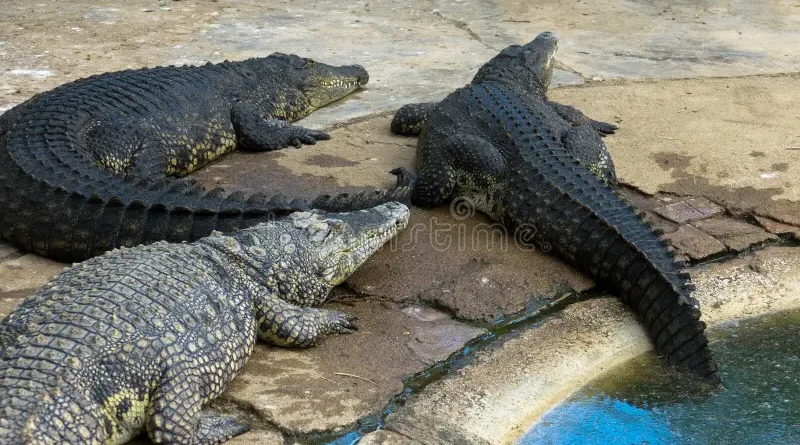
[226,202,409,303]
[267,52,369,116]
[472,31,558,96]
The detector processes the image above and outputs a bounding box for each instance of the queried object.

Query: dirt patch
[347,207,595,322]
[191,151,367,201]
[303,154,360,168]
[772,162,789,172]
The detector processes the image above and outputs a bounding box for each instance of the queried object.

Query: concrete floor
[1,1,800,444]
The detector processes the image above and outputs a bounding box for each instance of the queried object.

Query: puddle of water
[519,309,800,445]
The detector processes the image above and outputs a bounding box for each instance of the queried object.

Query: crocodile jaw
[304,64,369,109]
[316,201,409,285]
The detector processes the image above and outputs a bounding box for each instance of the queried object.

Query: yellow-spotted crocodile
[389,32,720,385]
[0,201,409,444]
[0,53,401,262]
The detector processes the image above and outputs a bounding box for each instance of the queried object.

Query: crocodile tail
[310,182,412,213]
[507,170,720,385]
[0,147,310,261]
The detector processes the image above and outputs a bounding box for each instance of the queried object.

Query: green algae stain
[520,309,800,445]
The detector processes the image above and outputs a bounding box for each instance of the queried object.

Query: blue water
[519,309,800,445]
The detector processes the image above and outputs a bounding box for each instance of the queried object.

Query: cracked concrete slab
[427,0,800,80]
[692,216,777,251]
[347,207,594,321]
[7,0,800,129]
[755,215,800,240]
[653,198,723,224]
[0,0,582,130]
[662,224,726,261]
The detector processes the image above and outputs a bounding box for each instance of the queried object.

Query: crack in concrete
[430,10,498,52]
[553,60,586,81]
[352,135,417,149]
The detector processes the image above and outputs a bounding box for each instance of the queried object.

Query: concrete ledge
[385,246,800,444]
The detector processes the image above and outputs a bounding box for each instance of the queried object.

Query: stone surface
[426,0,800,80]
[129,426,283,445]
[0,291,28,319]
[554,76,800,226]
[0,241,19,262]
[0,254,65,294]
[691,246,800,323]
[692,216,778,251]
[401,306,489,364]
[1,1,800,443]
[385,410,492,445]
[347,208,595,321]
[4,0,800,128]
[385,297,654,445]
[653,198,724,224]
[219,301,485,435]
[360,430,424,445]
[224,429,283,445]
[662,225,726,261]
[192,114,414,199]
[754,215,800,240]
[387,246,800,445]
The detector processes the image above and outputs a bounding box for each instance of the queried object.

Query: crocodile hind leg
[390,102,438,135]
[561,125,617,186]
[147,369,250,445]
[254,294,357,348]
[409,132,505,208]
[546,100,617,136]
[231,102,330,151]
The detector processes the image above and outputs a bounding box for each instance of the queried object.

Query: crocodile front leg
[561,125,617,186]
[546,100,617,136]
[254,294,357,347]
[231,102,330,151]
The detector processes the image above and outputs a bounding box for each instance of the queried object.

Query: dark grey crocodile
[0,202,409,444]
[0,53,380,262]
[389,32,720,385]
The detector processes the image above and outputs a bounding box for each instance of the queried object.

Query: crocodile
[389,32,720,385]
[0,201,409,444]
[0,52,386,263]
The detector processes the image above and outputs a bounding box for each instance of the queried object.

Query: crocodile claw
[390,167,417,188]
[291,129,330,148]
[591,120,618,136]
[326,310,359,334]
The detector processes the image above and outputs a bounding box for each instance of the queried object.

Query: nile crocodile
[389,32,720,385]
[0,53,388,262]
[0,201,409,444]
